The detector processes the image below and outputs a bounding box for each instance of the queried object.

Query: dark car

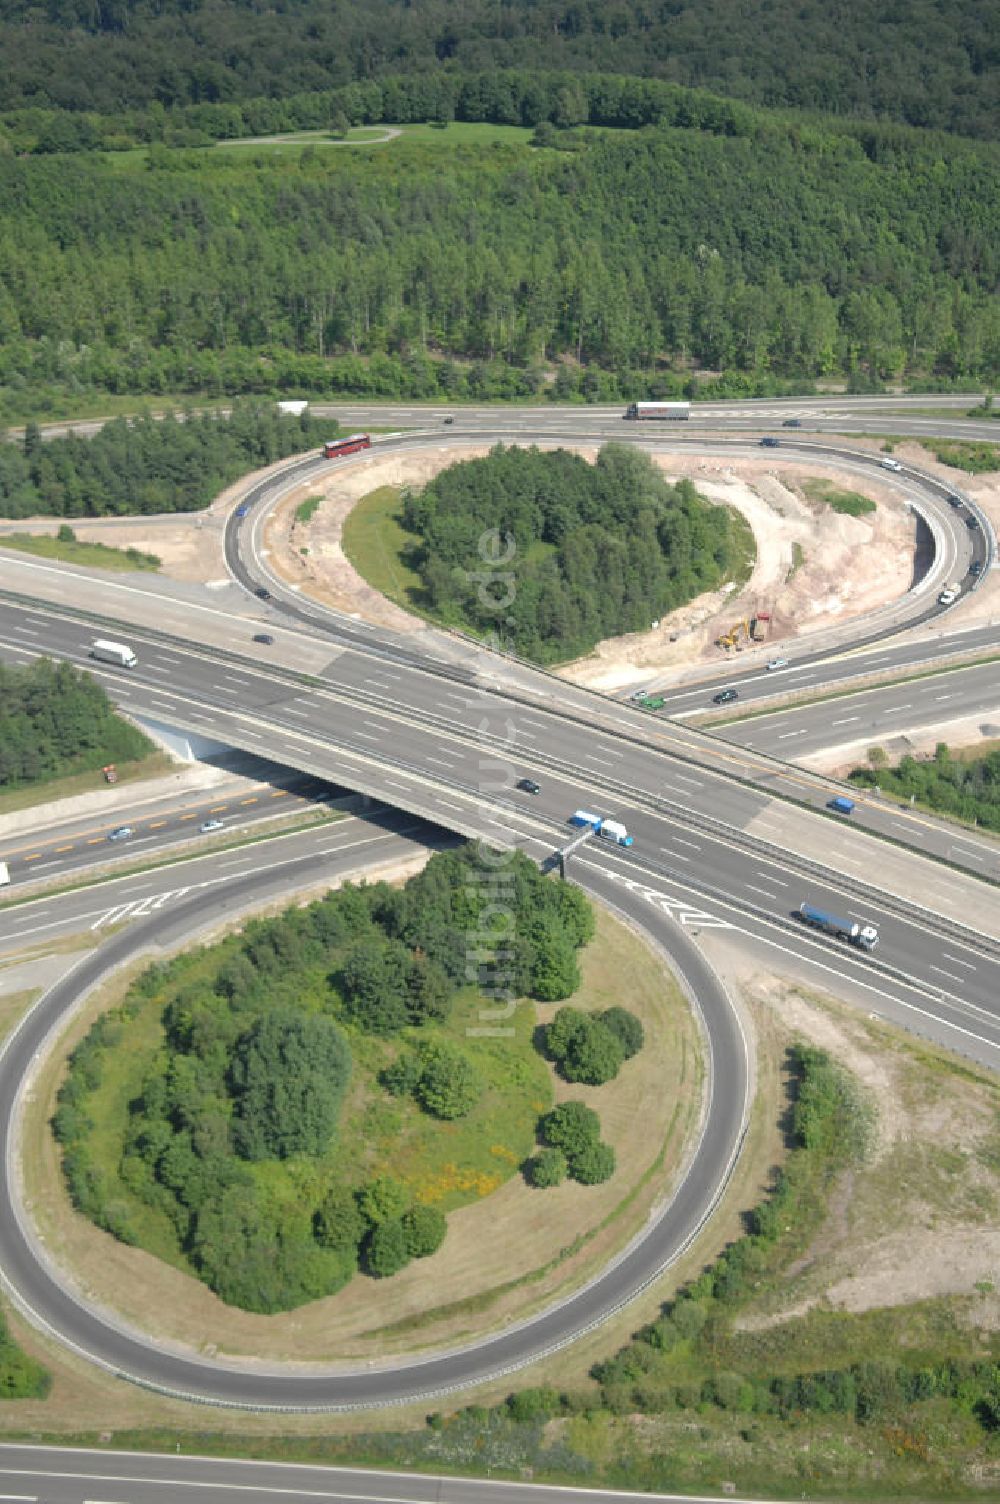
[966,515,978,530]
[516,778,541,795]
[760,436,780,447]
[713,688,739,704]
[234,504,250,518]
[781,418,802,428]
[254,586,271,600]
[947,494,962,508]
[969,560,983,576]
[443,416,455,424]
[252,633,274,645]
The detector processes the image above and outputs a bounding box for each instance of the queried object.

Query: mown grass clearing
[0,531,160,570]
[800,477,876,516]
[341,485,425,612]
[0,751,172,819]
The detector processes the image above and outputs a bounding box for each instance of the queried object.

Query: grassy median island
[343,445,754,664]
[45,845,694,1340]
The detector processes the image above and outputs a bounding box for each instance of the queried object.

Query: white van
[0,862,10,887]
[880,457,902,473]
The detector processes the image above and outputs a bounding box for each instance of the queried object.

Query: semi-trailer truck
[90,639,138,668]
[798,902,879,950]
[624,401,691,421]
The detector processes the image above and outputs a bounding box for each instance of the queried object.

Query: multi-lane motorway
[0,400,998,1428]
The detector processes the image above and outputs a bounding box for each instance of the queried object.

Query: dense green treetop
[850,742,1000,833]
[0,405,330,519]
[0,1,993,138]
[403,444,747,662]
[0,657,151,788]
[1,116,997,414]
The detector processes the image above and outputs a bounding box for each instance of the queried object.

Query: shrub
[569,1139,616,1184]
[525,1147,568,1187]
[365,1217,411,1278]
[545,1006,624,1084]
[313,1184,367,1252]
[380,1050,422,1097]
[414,1039,483,1119]
[599,1006,644,1058]
[540,1100,601,1157]
[402,1203,447,1258]
[358,1175,410,1226]
[507,1386,562,1422]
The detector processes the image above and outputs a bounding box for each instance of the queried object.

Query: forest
[0,658,152,789]
[53,846,620,1312]
[0,405,328,518]
[0,0,992,139]
[1,110,997,420]
[850,742,1000,832]
[402,445,748,662]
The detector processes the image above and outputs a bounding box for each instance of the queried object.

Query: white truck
[624,401,691,421]
[90,639,138,668]
[798,901,878,951]
[0,862,10,887]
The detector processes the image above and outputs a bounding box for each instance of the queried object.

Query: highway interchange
[0,395,998,1495]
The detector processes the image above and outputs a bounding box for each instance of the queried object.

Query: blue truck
[798,901,879,951]
[568,810,634,847]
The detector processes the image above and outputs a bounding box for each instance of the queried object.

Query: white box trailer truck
[90,639,138,668]
[624,401,691,420]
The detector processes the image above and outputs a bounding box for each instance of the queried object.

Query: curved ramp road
[0,851,750,1409]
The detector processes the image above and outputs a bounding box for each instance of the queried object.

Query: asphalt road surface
[0,1445,768,1504]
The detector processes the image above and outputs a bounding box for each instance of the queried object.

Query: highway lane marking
[425,756,454,768]
[54,845,73,853]
[930,964,966,983]
[588,754,616,766]
[942,953,977,971]
[352,731,378,742]
[777,729,807,739]
[672,836,701,850]
[671,772,703,787]
[661,847,690,861]
[745,882,780,899]
[285,707,309,716]
[831,716,859,726]
[757,870,788,886]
